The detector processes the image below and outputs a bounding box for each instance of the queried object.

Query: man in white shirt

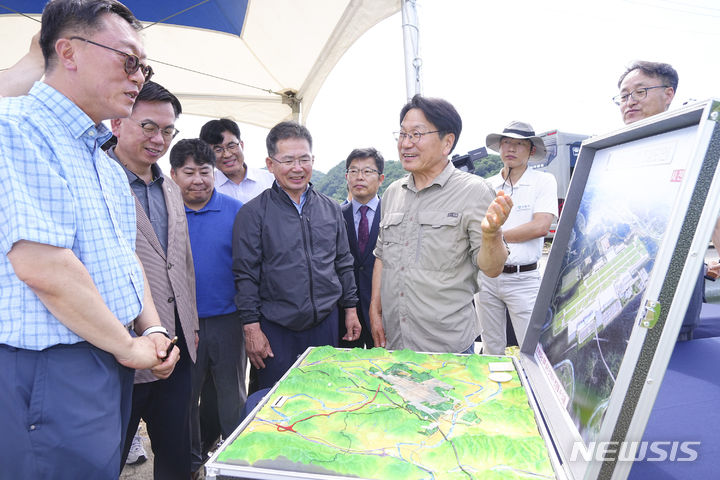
[197,117,274,461]
[199,118,274,204]
[476,121,557,355]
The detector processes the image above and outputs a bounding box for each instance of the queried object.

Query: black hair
[199,118,241,145]
[266,121,312,158]
[40,0,141,71]
[399,94,462,153]
[135,81,182,118]
[345,147,385,174]
[169,138,216,170]
[618,61,679,91]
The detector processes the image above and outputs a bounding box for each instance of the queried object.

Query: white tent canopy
[0,0,401,128]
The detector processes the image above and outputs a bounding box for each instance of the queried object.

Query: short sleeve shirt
[374,161,496,353]
[0,82,144,350]
[487,168,557,264]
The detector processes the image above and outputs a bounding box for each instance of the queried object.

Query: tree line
[313,154,504,203]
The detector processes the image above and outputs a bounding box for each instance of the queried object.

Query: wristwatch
[141,325,171,339]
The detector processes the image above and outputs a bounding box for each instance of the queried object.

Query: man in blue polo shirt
[169,138,246,474]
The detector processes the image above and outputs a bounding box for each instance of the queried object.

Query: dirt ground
[120,421,211,479]
[118,422,211,479]
[118,421,155,480]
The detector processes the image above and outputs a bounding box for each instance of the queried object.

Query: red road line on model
[276,384,382,433]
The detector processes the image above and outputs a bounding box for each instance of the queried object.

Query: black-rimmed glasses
[131,120,179,140]
[70,36,154,82]
[612,85,669,105]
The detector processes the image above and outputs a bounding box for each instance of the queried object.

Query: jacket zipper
[299,209,319,325]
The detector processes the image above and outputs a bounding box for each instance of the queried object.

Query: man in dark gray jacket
[232,121,361,390]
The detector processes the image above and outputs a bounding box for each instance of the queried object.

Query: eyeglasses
[270,155,314,167]
[393,130,440,143]
[347,167,380,177]
[131,120,179,139]
[212,142,240,155]
[612,85,669,105]
[70,36,154,82]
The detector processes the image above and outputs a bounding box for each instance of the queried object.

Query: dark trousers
[0,342,134,480]
[254,307,339,391]
[191,312,247,471]
[198,377,222,458]
[121,319,193,480]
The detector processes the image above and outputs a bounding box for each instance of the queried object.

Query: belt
[502,262,537,274]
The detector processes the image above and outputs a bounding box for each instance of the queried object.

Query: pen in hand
[161,336,178,361]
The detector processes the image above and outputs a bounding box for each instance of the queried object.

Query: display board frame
[519,99,720,480]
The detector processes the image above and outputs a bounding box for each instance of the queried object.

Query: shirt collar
[274,182,311,206]
[243,164,267,183]
[30,81,113,148]
[351,195,379,215]
[404,160,454,192]
[185,189,221,214]
[106,146,165,185]
[497,166,534,188]
[214,168,232,186]
[214,164,266,185]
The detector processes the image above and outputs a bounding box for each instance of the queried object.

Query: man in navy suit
[340,148,385,348]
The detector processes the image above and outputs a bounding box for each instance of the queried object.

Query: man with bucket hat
[476,121,558,355]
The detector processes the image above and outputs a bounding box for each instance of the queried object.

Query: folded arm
[8,240,172,371]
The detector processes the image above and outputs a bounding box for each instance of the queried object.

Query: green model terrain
[553,235,649,339]
[217,346,554,479]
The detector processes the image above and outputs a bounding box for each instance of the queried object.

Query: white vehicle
[528,129,590,237]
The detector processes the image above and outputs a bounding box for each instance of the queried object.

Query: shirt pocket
[417,211,464,271]
[378,212,405,266]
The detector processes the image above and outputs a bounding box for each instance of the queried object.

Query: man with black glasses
[233,121,361,391]
[341,148,386,348]
[614,61,707,341]
[200,118,275,204]
[0,1,178,478]
[614,61,677,125]
[196,117,273,457]
[108,81,199,479]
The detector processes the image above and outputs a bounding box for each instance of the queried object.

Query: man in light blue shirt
[0,1,178,478]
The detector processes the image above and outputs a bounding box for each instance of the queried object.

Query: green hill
[313,154,503,203]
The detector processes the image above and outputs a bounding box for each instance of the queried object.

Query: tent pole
[401,0,422,101]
